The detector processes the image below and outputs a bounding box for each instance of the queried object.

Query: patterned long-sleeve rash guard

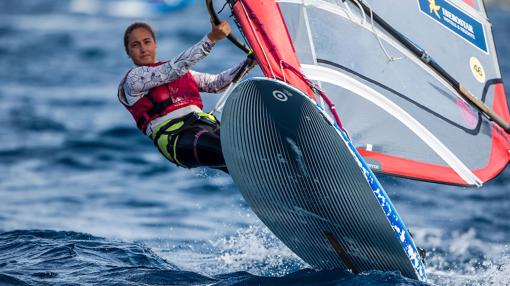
[122,35,251,106]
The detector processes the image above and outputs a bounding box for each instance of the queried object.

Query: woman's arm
[191,58,256,93]
[123,35,215,99]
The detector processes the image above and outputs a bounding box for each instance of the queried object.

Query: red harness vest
[119,62,203,133]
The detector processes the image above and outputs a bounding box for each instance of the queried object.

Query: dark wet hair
[123,22,156,55]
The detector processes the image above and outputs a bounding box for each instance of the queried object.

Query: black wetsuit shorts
[152,112,228,173]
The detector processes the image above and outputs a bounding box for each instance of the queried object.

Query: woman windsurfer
[118,21,254,173]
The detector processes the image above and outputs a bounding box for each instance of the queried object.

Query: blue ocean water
[0,1,509,285]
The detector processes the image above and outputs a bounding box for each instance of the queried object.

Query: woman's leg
[174,124,228,172]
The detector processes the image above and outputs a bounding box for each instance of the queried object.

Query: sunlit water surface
[0,1,509,285]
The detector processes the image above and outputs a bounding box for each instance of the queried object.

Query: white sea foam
[207,225,307,276]
[415,227,510,286]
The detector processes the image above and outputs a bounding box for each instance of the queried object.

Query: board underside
[221,78,422,280]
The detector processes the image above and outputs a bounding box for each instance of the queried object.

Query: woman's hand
[207,20,231,43]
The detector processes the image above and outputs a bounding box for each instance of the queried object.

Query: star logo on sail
[428,0,441,18]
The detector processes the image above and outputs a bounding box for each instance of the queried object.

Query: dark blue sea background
[0,0,509,285]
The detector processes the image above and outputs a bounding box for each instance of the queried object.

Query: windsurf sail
[226,0,510,187]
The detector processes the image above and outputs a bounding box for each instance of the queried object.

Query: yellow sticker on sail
[470,57,485,83]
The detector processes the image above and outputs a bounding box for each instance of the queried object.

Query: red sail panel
[476,83,510,181]
[357,149,467,185]
[492,84,510,124]
[231,0,315,98]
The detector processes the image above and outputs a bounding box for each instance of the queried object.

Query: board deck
[221,78,427,281]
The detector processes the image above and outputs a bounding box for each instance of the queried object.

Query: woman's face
[127,27,157,66]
